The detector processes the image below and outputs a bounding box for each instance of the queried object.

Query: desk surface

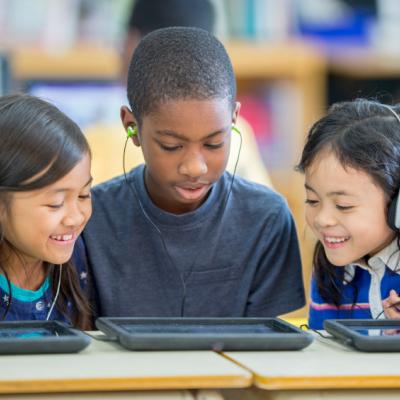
[224,334,400,390]
[0,336,251,394]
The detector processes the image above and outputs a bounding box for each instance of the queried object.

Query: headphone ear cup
[388,194,400,231]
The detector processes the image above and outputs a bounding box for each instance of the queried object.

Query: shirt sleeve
[308,275,326,330]
[71,236,88,289]
[72,235,100,320]
[308,269,372,329]
[245,201,306,317]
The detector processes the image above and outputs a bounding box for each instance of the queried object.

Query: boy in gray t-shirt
[76,27,305,317]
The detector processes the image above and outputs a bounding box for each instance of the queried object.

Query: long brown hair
[0,94,91,329]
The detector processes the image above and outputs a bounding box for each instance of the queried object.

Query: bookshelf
[327,46,400,128]
[11,45,120,80]
[329,46,400,79]
[10,41,326,317]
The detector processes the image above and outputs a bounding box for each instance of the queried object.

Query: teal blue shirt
[0,263,88,323]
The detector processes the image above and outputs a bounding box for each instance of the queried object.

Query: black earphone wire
[123,127,242,316]
[374,300,400,320]
[300,323,353,347]
[46,264,63,320]
[178,129,242,315]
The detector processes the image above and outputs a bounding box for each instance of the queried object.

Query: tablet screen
[120,322,295,335]
[0,327,63,339]
[352,327,400,336]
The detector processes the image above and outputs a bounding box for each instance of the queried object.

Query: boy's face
[122,98,240,214]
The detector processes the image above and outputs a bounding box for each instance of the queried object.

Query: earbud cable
[46,264,63,320]
[123,128,242,316]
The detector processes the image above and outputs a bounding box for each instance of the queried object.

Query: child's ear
[232,101,241,125]
[120,106,141,147]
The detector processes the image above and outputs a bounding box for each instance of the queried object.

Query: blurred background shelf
[329,47,400,78]
[328,45,400,111]
[226,41,325,78]
[10,46,120,80]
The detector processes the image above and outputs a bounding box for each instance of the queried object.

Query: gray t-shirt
[78,165,305,317]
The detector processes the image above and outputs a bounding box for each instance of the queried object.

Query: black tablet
[0,320,91,354]
[324,319,400,352]
[95,317,313,351]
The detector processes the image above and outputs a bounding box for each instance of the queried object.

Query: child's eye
[159,143,181,152]
[305,199,318,206]
[204,142,224,149]
[47,203,63,209]
[336,205,353,211]
[79,194,91,200]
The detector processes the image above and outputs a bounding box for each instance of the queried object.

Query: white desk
[4,331,400,400]
[0,338,251,396]
[0,393,197,400]
[222,335,400,399]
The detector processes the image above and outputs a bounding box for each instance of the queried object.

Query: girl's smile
[322,235,350,249]
[49,232,77,245]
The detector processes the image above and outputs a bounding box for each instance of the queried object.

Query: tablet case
[324,319,400,352]
[0,320,91,354]
[96,317,314,351]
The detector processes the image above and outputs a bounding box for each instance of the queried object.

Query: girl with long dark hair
[297,99,400,329]
[0,94,92,329]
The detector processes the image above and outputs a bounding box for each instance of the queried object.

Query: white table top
[0,336,251,394]
[224,335,400,390]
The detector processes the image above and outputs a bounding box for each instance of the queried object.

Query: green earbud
[127,125,137,138]
[231,125,241,135]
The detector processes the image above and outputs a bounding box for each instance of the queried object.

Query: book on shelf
[238,82,301,170]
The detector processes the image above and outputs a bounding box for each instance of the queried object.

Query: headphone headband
[384,104,400,231]
[381,104,400,124]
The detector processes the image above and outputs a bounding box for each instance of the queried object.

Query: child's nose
[179,152,208,178]
[314,208,337,228]
[63,203,86,227]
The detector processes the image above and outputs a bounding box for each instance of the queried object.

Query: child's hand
[382,290,400,319]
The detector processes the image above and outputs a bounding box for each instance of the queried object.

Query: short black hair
[128,0,215,36]
[127,27,236,124]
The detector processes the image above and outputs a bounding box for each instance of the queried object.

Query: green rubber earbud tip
[127,126,136,137]
[231,125,240,135]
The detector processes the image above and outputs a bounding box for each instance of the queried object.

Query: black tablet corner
[324,319,400,352]
[0,320,91,354]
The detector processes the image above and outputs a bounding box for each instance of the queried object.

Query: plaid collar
[344,238,400,284]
